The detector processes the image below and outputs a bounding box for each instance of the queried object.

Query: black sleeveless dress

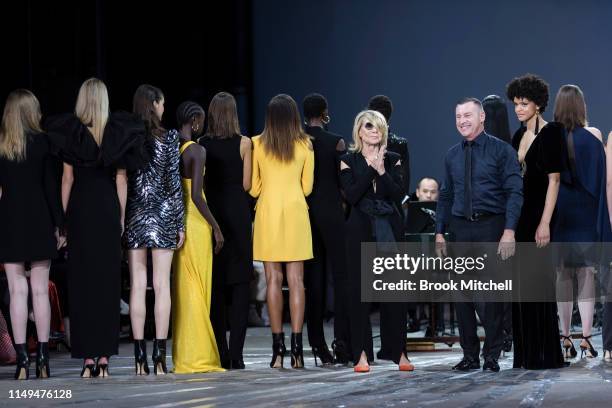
[512,122,565,369]
[199,135,253,284]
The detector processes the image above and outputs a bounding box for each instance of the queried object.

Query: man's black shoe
[482,358,500,372]
[452,357,480,371]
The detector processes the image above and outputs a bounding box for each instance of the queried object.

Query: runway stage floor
[0,322,611,407]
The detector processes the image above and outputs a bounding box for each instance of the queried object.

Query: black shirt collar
[462,131,486,148]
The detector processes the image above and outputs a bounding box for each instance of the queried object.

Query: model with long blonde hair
[47,77,146,378]
[0,89,64,380]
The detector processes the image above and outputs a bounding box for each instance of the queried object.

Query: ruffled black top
[45,111,149,171]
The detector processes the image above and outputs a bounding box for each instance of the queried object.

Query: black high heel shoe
[580,335,598,358]
[14,344,29,380]
[291,332,304,369]
[134,339,150,375]
[561,335,577,359]
[270,332,286,368]
[80,359,96,378]
[312,343,334,366]
[331,339,350,365]
[95,357,109,378]
[36,342,50,379]
[152,339,168,375]
[230,359,245,369]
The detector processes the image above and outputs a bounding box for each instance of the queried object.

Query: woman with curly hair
[506,74,566,369]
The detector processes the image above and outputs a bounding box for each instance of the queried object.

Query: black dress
[0,133,63,263]
[199,135,253,362]
[303,125,349,350]
[339,151,406,364]
[512,122,565,369]
[47,112,146,358]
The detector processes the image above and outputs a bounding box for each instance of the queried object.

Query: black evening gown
[0,133,63,263]
[339,151,406,365]
[47,112,146,358]
[199,135,253,362]
[512,122,565,369]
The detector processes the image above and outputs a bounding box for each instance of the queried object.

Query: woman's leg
[286,261,305,333]
[29,260,51,342]
[577,267,596,340]
[151,249,174,339]
[556,266,574,336]
[264,262,283,333]
[128,249,148,340]
[3,263,29,344]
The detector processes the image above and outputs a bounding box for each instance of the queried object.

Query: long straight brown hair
[133,84,165,138]
[205,92,241,139]
[553,84,588,131]
[260,94,310,162]
[0,89,43,161]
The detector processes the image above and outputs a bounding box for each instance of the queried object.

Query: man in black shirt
[435,97,522,372]
[302,93,350,364]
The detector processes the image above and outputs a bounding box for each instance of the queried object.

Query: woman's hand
[55,227,67,250]
[535,221,550,248]
[213,227,225,254]
[177,230,186,249]
[372,145,387,175]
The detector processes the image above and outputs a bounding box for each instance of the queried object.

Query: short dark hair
[506,74,549,113]
[417,177,439,189]
[302,93,327,120]
[368,95,393,122]
[456,97,483,109]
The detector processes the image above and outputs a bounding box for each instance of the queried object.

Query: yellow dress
[172,141,225,373]
[249,135,315,261]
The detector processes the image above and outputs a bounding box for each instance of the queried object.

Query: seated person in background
[415,177,439,202]
[406,177,439,234]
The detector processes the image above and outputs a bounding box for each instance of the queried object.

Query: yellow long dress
[172,141,225,373]
[249,135,315,261]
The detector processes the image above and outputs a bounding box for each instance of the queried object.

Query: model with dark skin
[178,114,224,252]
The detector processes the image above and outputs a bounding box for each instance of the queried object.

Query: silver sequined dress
[124,129,185,249]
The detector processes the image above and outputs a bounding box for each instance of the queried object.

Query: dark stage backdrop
[2,1,253,133]
[251,0,612,185]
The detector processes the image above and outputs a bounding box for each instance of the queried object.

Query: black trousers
[449,215,505,361]
[305,208,350,348]
[210,279,250,361]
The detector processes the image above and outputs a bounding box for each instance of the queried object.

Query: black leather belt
[466,211,497,222]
